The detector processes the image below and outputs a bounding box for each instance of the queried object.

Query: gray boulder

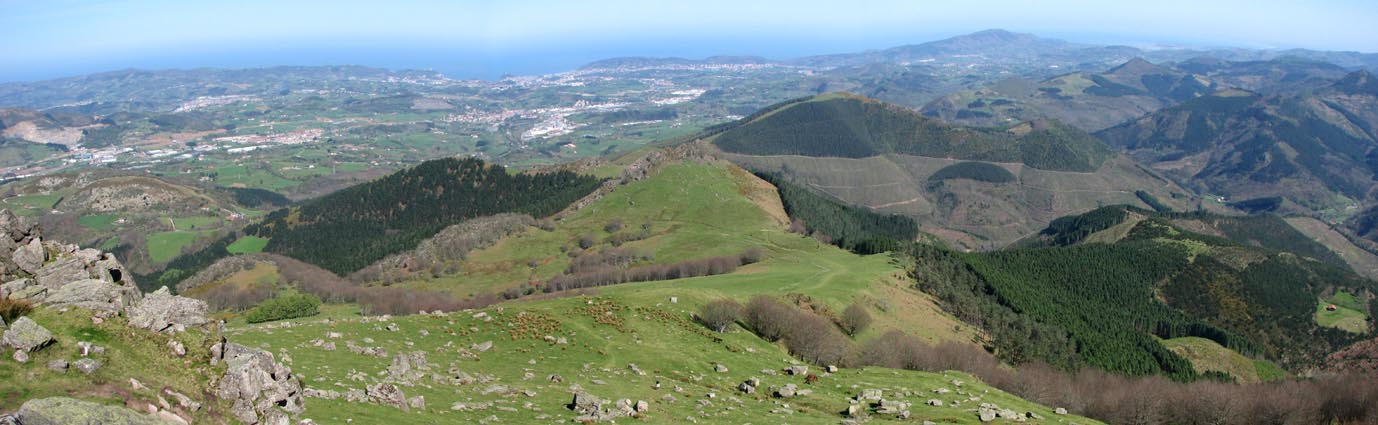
[2,316,53,352]
[47,358,68,372]
[365,383,409,411]
[569,391,603,415]
[12,238,45,274]
[73,358,101,374]
[216,343,305,423]
[16,397,167,425]
[126,286,209,333]
[43,279,141,314]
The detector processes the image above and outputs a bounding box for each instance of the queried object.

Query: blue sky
[3,0,1377,82]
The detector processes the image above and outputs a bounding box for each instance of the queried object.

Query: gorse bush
[244,293,321,323]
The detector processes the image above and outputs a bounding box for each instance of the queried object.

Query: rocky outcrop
[0,209,134,306]
[2,316,53,352]
[126,287,209,333]
[42,279,141,315]
[214,342,305,424]
[15,397,168,425]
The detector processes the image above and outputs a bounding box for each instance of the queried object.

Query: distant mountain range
[583,29,1378,71]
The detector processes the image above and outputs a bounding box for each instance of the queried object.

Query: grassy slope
[226,235,270,254]
[147,230,214,263]
[0,309,226,419]
[226,161,1086,423]
[1161,337,1284,383]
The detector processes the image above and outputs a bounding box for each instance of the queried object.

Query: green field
[77,214,119,230]
[213,164,299,191]
[2,192,66,216]
[226,236,270,254]
[1315,292,1370,333]
[172,215,221,231]
[147,230,212,263]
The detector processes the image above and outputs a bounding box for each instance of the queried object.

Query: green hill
[214,158,1090,424]
[710,93,1113,172]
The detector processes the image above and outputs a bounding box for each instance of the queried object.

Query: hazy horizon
[4,0,1378,83]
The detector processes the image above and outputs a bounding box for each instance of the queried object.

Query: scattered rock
[714,363,728,373]
[168,340,186,357]
[471,341,493,352]
[365,383,409,411]
[628,363,646,376]
[1055,407,1068,415]
[784,365,808,376]
[73,358,101,374]
[46,359,68,372]
[978,404,999,422]
[568,391,603,416]
[859,389,882,401]
[12,350,28,363]
[2,316,53,352]
[927,399,943,407]
[773,384,798,398]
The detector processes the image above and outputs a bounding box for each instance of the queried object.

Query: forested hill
[1025,204,1348,268]
[920,206,1377,379]
[708,93,1114,172]
[242,157,603,274]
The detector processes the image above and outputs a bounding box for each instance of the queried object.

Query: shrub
[604,219,623,233]
[0,298,33,324]
[744,295,793,342]
[577,234,598,249]
[840,302,872,336]
[697,299,743,332]
[244,293,321,323]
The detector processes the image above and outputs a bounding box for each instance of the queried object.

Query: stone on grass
[17,397,165,425]
[2,316,53,352]
[74,358,102,374]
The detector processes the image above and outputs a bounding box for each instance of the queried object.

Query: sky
[2,0,1377,83]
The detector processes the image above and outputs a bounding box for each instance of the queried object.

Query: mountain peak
[1333,69,1378,95]
[1107,57,1166,75]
